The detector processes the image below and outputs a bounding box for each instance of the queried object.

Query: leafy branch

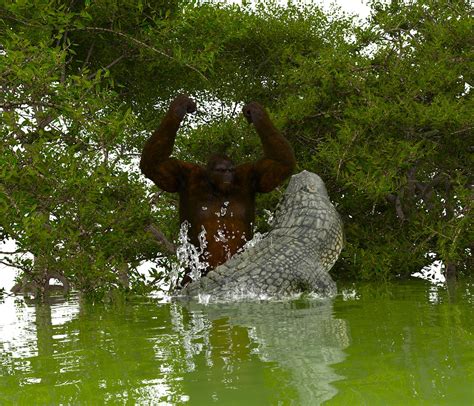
[71,26,209,82]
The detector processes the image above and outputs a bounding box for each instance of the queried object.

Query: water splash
[175,221,209,283]
[263,209,274,226]
[242,231,266,250]
[175,211,266,285]
[215,201,229,217]
[214,229,228,243]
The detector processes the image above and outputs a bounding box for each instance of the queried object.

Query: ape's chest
[181,188,254,223]
[181,191,255,261]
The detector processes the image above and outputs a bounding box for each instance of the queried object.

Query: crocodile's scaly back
[177,171,344,301]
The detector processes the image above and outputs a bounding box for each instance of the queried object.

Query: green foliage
[0,0,472,299]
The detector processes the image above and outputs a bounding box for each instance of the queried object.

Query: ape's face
[208,158,235,193]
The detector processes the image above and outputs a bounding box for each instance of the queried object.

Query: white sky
[0,1,371,291]
[219,0,372,19]
[315,0,371,19]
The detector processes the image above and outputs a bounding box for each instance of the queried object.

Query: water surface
[0,280,472,404]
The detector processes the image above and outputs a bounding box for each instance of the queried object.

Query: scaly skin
[175,171,344,301]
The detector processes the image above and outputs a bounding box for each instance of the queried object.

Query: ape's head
[206,154,235,194]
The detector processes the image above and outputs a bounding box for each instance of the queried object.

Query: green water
[0,280,473,405]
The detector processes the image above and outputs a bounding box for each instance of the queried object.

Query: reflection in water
[0,295,190,404]
[1,281,473,405]
[0,297,38,360]
[332,281,474,405]
[0,296,80,403]
[0,294,348,404]
[172,299,350,404]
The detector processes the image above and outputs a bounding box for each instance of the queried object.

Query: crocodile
[175,171,344,301]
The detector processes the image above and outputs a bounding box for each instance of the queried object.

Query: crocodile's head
[285,171,329,199]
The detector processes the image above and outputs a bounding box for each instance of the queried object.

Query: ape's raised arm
[242,102,296,193]
[140,95,197,192]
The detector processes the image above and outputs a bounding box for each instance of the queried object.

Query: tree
[304,0,472,281]
[0,0,183,299]
[0,0,471,300]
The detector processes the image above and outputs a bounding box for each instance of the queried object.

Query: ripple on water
[0,280,473,405]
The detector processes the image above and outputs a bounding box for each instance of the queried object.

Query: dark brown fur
[140,95,295,283]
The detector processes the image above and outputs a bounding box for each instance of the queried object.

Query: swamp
[1,0,472,404]
[1,272,473,404]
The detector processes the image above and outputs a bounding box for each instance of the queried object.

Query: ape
[140,95,295,286]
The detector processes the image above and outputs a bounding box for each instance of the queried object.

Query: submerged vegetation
[0,0,472,299]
